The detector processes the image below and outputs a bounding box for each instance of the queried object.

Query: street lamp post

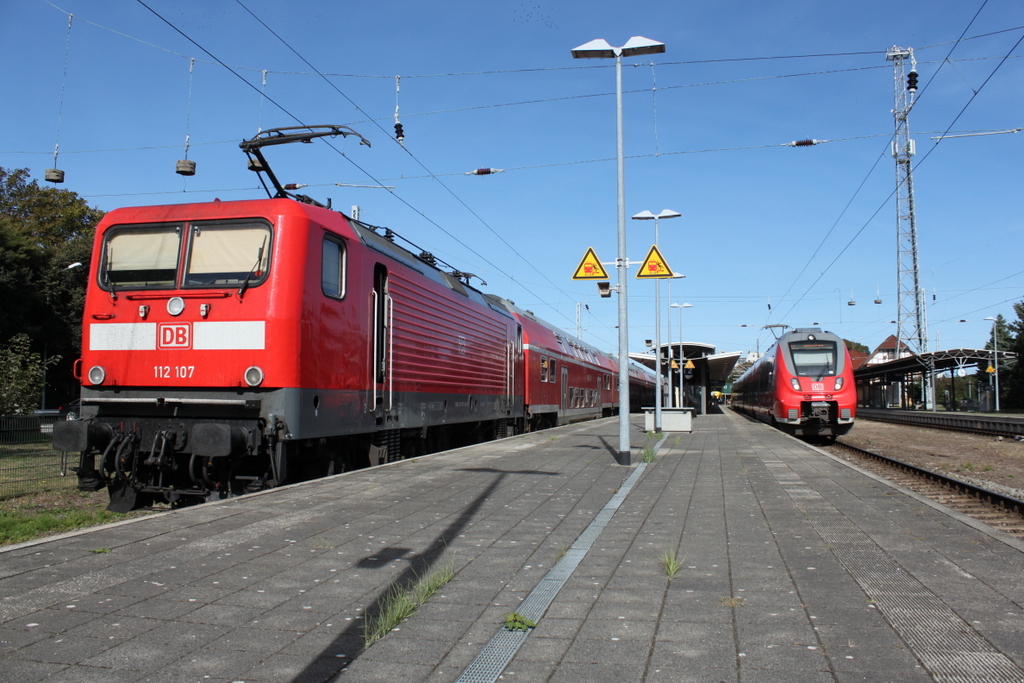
[665,273,685,407]
[632,209,680,430]
[671,303,693,407]
[572,36,666,465]
[984,316,1000,412]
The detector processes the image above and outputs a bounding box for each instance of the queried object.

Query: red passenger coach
[731,327,856,440]
[502,304,618,430]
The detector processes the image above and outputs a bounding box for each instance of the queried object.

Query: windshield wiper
[237,238,267,300]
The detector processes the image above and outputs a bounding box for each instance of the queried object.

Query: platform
[2,411,1023,682]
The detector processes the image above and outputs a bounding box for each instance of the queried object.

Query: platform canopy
[853,348,1016,382]
[630,343,742,385]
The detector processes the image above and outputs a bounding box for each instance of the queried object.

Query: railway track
[827,439,1024,541]
[858,408,1024,438]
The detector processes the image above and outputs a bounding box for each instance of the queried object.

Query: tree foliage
[842,339,870,355]
[1000,303,1024,409]
[0,335,60,415]
[0,167,103,412]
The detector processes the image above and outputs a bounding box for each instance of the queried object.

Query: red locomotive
[54,126,649,510]
[731,327,856,440]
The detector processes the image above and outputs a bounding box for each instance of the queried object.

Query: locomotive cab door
[372,264,392,412]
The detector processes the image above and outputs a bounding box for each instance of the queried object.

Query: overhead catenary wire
[228,0,592,334]
[34,0,1024,80]
[29,1,1024,353]
[766,3,1022,331]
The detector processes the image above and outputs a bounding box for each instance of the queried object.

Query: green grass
[659,548,684,578]
[0,446,75,500]
[0,507,128,546]
[363,561,456,647]
[640,446,656,463]
[555,543,569,562]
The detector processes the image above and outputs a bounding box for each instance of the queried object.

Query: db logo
[158,323,192,349]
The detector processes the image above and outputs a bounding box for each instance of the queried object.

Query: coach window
[549,360,557,383]
[322,236,347,299]
[184,221,271,288]
[540,356,549,382]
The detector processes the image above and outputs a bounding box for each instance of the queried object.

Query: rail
[833,439,1024,518]
[857,408,1024,438]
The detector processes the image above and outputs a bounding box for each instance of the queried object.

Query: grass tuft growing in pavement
[555,543,569,562]
[659,548,684,578]
[640,446,656,463]
[362,560,455,647]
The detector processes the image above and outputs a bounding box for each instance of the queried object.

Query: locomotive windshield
[100,220,271,291]
[103,225,182,288]
[184,223,270,287]
[788,340,838,377]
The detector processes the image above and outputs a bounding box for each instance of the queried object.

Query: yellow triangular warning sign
[572,247,610,280]
[636,244,673,279]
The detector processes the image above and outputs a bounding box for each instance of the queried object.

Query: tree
[842,339,870,355]
[1000,303,1023,409]
[0,335,60,415]
[0,167,103,411]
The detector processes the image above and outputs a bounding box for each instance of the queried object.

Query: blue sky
[3,0,1022,360]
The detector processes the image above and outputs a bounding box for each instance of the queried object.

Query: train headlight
[790,378,801,391]
[87,365,106,385]
[167,297,186,316]
[834,377,844,390]
[244,366,264,387]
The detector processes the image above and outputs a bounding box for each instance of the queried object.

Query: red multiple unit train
[54,126,655,510]
[730,327,856,440]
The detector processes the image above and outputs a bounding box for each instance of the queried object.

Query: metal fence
[0,415,76,500]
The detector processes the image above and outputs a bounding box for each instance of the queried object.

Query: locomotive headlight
[834,377,844,390]
[87,365,106,385]
[167,297,186,316]
[790,378,801,391]
[244,366,264,387]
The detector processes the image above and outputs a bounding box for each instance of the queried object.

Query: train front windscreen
[788,340,837,377]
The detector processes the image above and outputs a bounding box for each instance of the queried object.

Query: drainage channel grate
[454,454,654,683]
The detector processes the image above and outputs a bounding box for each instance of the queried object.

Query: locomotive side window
[184,221,271,288]
[788,341,837,377]
[321,236,347,299]
[102,225,182,289]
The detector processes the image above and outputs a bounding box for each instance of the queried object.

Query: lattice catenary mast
[886,46,927,358]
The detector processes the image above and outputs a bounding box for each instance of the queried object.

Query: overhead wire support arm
[240,125,371,206]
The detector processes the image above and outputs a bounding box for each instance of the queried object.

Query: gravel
[833,418,1024,500]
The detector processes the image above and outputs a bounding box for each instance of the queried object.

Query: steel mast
[886,46,927,359]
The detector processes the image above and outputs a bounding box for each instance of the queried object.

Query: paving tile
[3,414,1024,683]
